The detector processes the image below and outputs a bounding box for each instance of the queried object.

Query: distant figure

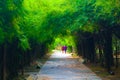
[61,46,64,53]
[64,46,67,54]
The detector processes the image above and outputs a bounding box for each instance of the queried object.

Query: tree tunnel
[0,0,120,80]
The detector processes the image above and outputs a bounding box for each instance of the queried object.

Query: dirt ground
[85,63,120,80]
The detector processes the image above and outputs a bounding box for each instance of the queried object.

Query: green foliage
[93,0,120,27]
[0,0,120,50]
[19,35,30,51]
[53,35,75,48]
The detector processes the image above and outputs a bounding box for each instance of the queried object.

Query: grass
[70,52,79,58]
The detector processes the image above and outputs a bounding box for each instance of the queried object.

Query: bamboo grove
[0,0,120,80]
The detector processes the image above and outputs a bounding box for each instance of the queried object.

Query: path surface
[35,50,102,80]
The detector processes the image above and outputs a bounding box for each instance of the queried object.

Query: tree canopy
[1,0,120,48]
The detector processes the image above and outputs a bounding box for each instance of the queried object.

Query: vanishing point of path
[35,50,102,80]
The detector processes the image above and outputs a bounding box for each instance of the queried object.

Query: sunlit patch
[51,50,72,58]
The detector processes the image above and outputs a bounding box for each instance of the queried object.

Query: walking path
[29,50,102,80]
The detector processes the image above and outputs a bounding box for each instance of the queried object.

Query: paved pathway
[35,50,102,80]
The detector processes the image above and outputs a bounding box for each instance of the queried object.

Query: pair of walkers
[61,46,67,53]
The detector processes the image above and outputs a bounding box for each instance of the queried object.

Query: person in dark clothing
[61,46,64,53]
[64,46,67,54]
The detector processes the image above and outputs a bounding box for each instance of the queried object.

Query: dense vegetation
[0,0,120,80]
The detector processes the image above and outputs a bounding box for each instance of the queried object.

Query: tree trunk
[115,38,118,68]
[3,44,7,80]
[103,30,114,72]
[89,37,96,63]
[21,51,25,75]
[98,34,104,66]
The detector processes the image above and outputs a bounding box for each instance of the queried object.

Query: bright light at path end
[51,50,72,58]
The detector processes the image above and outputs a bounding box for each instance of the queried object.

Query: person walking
[61,46,64,53]
[64,46,67,54]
